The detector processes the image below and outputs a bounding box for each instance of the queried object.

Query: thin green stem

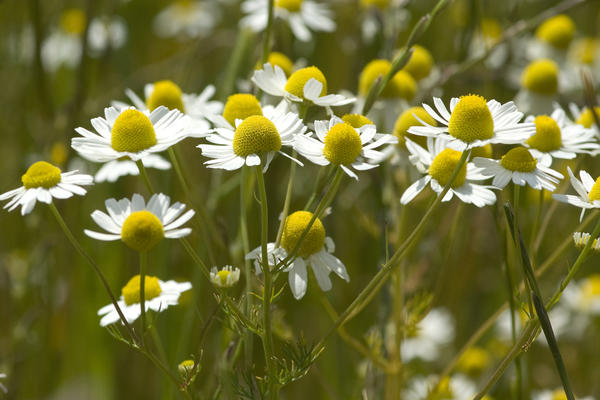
[136,160,155,194]
[139,251,147,345]
[262,0,275,63]
[240,166,254,363]
[275,153,298,247]
[304,165,335,211]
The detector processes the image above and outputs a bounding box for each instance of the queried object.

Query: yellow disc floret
[323,123,363,165]
[146,80,185,112]
[527,115,562,152]
[276,0,302,12]
[588,177,600,202]
[403,45,434,81]
[429,148,467,188]
[359,60,416,100]
[284,66,327,99]
[342,113,373,128]
[521,59,559,95]
[471,144,493,159]
[222,94,263,127]
[281,211,326,257]
[576,106,600,128]
[393,106,436,147]
[257,52,294,76]
[448,95,494,143]
[121,210,164,252]
[21,161,62,189]
[233,115,281,157]
[550,389,568,400]
[111,109,158,153]
[500,147,537,172]
[121,274,162,305]
[535,14,575,49]
[60,8,86,35]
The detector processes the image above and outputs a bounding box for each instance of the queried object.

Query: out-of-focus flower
[515,59,560,114]
[401,308,455,362]
[153,0,220,40]
[532,388,595,400]
[210,266,241,288]
[552,167,600,221]
[87,16,128,57]
[403,375,477,400]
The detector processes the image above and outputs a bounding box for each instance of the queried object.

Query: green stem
[510,187,524,399]
[240,166,254,363]
[136,160,155,194]
[304,166,335,211]
[262,0,275,63]
[274,153,298,247]
[139,251,147,345]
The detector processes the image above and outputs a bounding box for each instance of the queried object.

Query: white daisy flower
[72,106,189,163]
[400,137,497,207]
[408,94,535,151]
[528,14,576,64]
[572,232,600,252]
[197,100,306,171]
[246,211,349,300]
[401,308,455,362]
[210,265,241,288]
[294,116,397,180]
[473,146,563,191]
[533,388,594,400]
[153,0,219,40]
[87,16,128,57]
[552,167,600,221]
[241,0,335,42]
[252,64,355,109]
[403,374,476,400]
[565,103,600,138]
[98,274,191,326]
[0,372,5,394]
[84,193,195,252]
[40,8,86,72]
[562,274,600,315]
[94,154,171,183]
[0,161,93,215]
[524,108,599,166]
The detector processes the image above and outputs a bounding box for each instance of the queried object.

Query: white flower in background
[469,18,509,69]
[246,211,349,300]
[98,274,191,326]
[515,59,561,115]
[528,14,576,63]
[94,154,171,183]
[401,137,497,207]
[87,16,128,57]
[72,106,188,163]
[473,146,563,191]
[403,374,477,400]
[84,193,195,252]
[533,388,595,400]
[153,0,219,40]
[408,95,535,151]
[563,274,600,315]
[294,115,396,180]
[565,103,600,138]
[552,167,600,221]
[210,266,241,288]
[573,232,600,252]
[0,161,93,215]
[0,372,5,394]
[198,100,305,171]
[401,308,455,362]
[241,0,335,42]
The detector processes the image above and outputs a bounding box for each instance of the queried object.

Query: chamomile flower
[552,167,600,221]
[523,108,599,166]
[0,161,93,215]
[408,95,535,151]
[97,274,192,326]
[94,154,171,183]
[566,103,600,138]
[529,14,576,62]
[294,116,397,180]
[210,266,241,288]
[515,59,560,114]
[252,64,355,109]
[401,308,455,362]
[532,388,594,400]
[241,0,335,42]
[572,232,600,251]
[469,18,508,69]
[246,211,349,300]
[87,16,128,57]
[473,146,563,191]
[72,106,189,163]
[153,0,219,40]
[563,274,600,315]
[403,375,476,400]
[198,100,306,171]
[84,193,194,252]
[401,137,497,207]
[41,8,85,72]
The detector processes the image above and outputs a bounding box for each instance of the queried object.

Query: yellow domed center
[121,275,162,306]
[550,389,568,400]
[146,80,185,112]
[276,0,302,12]
[360,0,389,9]
[393,106,437,147]
[281,211,326,257]
[448,95,494,143]
[522,59,559,95]
[121,210,164,252]
[257,52,294,76]
[500,147,537,172]
[111,109,157,153]
[60,8,86,35]
[284,66,327,99]
[535,14,575,49]
[527,115,562,152]
[470,144,493,159]
[323,123,363,165]
[403,45,434,81]
[359,60,416,99]
[233,115,281,157]
[217,270,232,286]
[222,94,263,127]
[21,161,62,189]
[342,113,373,128]
[576,107,600,128]
[429,148,467,188]
[588,177,600,202]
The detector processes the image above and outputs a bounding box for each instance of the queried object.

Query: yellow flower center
[470,144,493,159]
[222,94,263,127]
[232,115,282,157]
[257,52,294,77]
[571,38,598,65]
[146,80,185,112]
[276,0,302,12]
[448,95,494,143]
[430,377,454,398]
[429,148,467,188]
[323,122,363,165]
[284,66,328,99]
[51,143,68,166]
[341,113,373,128]
[21,161,62,189]
[403,45,434,81]
[527,115,562,152]
[521,59,559,95]
[393,106,437,148]
[360,0,389,9]
[576,106,600,128]
[281,211,326,257]
[500,147,537,172]
[457,346,491,374]
[358,60,416,100]
[551,389,568,400]
[535,14,575,49]
[178,359,195,374]
[60,8,86,35]
[111,110,158,153]
[481,18,502,41]
[121,274,162,306]
[217,270,232,286]
[581,275,600,300]
[588,177,600,202]
[121,210,164,252]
